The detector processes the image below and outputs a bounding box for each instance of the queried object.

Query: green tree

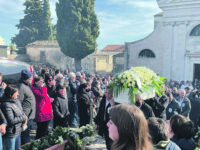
[12,0,54,54]
[12,0,43,54]
[56,0,100,71]
[40,0,53,40]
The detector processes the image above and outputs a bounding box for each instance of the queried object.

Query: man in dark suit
[135,93,155,119]
[94,86,119,150]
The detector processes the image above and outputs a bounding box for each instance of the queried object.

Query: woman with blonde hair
[107,104,152,150]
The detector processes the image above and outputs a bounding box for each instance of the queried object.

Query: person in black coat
[77,83,94,127]
[145,93,168,120]
[94,86,119,150]
[52,85,70,128]
[1,85,27,150]
[68,72,80,127]
[135,93,155,120]
[17,69,35,145]
[165,92,180,120]
[0,108,7,150]
[46,75,57,99]
[91,80,103,110]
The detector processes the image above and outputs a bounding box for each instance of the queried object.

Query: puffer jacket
[1,97,26,138]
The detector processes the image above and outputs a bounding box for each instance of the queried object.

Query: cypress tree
[40,0,53,40]
[56,0,100,71]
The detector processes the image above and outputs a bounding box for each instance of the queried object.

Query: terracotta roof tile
[101,45,125,52]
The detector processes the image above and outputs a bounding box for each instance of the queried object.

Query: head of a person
[81,72,86,80]
[166,92,173,102]
[170,114,195,139]
[69,72,76,82]
[148,117,169,145]
[47,75,54,85]
[92,80,100,88]
[179,89,186,99]
[4,85,18,100]
[86,78,92,86]
[55,69,60,76]
[76,72,82,80]
[55,74,64,82]
[21,69,33,84]
[184,87,190,94]
[135,93,143,107]
[173,87,178,93]
[102,78,108,85]
[56,84,66,96]
[105,86,113,100]
[41,68,46,75]
[78,83,89,94]
[33,76,44,88]
[107,104,150,150]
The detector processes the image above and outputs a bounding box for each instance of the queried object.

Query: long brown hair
[109,104,152,150]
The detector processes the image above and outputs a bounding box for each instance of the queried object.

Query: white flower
[182,103,185,107]
[168,108,172,113]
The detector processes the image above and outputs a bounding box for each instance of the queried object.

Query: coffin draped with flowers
[110,67,165,104]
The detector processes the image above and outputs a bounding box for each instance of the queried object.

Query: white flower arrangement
[110,67,165,104]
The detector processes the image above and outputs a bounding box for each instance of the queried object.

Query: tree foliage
[40,0,53,40]
[56,0,100,71]
[12,0,54,54]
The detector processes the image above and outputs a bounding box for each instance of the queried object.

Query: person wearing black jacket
[52,85,70,128]
[1,85,27,150]
[165,92,180,120]
[77,83,95,127]
[94,86,119,150]
[46,75,57,99]
[91,81,103,111]
[135,93,155,120]
[145,93,168,120]
[68,72,80,127]
[0,108,7,150]
[17,69,35,145]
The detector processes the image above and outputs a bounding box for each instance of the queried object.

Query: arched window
[190,24,200,36]
[138,49,155,58]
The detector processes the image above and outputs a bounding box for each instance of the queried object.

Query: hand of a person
[23,119,27,126]
[1,82,7,89]
[77,82,80,86]
[0,124,6,134]
[50,98,54,102]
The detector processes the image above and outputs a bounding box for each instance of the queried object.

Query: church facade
[124,0,200,81]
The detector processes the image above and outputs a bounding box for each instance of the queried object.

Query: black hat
[21,69,32,81]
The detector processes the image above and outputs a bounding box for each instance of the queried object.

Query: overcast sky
[0,0,161,50]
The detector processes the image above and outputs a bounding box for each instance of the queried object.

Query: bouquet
[110,67,165,103]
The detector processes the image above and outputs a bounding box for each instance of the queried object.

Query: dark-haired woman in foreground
[107,104,152,150]
[1,85,27,150]
[170,114,195,150]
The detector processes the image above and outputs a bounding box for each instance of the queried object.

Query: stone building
[87,45,124,74]
[124,0,200,81]
[26,41,74,70]
[113,52,125,74]
[0,36,10,57]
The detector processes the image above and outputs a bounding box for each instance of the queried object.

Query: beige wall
[27,46,74,70]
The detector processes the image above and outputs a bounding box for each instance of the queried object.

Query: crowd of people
[0,64,199,150]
